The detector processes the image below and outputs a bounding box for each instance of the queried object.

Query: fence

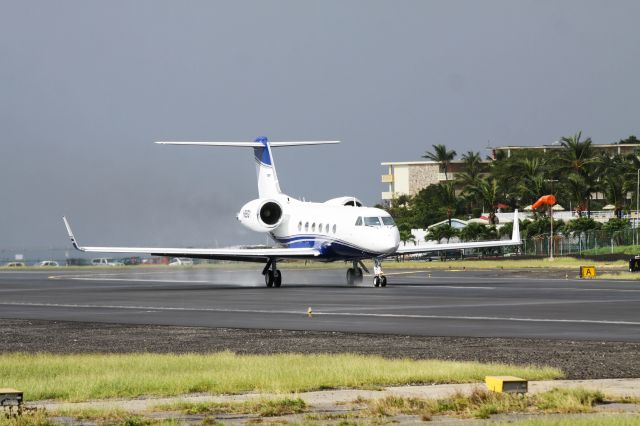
[520,228,640,257]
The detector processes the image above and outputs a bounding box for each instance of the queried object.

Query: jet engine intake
[260,201,282,226]
[237,199,284,232]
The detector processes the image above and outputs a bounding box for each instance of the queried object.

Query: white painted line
[404,285,496,289]
[68,277,215,284]
[1,302,639,326]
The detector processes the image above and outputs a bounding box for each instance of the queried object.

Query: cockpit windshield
[364,217,381,226]
[381,216,396,226]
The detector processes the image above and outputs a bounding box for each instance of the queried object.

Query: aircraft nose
[385,227,400,252]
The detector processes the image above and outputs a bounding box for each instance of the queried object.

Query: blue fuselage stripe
[273,234,384,259]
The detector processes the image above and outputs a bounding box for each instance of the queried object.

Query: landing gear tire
[373,275,387,287]
[346,268,355,286]
[273,269,282,288]
[355,267,363,283]
[265,270,274,288]
[347,267,364,286]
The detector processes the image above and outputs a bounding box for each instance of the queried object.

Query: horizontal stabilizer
[155,141,340,147]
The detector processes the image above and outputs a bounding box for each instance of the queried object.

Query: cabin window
[298,221,302,231]
[364,217,381,227]
[381,216,396,226]
[305,222,309,232]
[312,223,316,232]
[355,217,363,226]
[333,224,337,233]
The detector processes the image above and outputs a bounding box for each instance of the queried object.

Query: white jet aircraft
[63,137,521,287]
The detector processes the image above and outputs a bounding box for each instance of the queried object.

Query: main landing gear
[346,260,364,286]
[263,259,282,288]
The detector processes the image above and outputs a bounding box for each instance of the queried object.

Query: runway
[1,267,640,341]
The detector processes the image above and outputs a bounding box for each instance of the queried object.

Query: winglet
[512,209,520,242]
[62,216,83,251]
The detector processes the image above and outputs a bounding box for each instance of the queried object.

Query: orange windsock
[532,194,556,209]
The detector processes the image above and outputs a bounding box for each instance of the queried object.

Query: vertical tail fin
[253,136,281,198]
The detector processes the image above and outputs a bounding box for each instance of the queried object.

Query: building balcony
[437,172,456,181]
[381,191,394,200]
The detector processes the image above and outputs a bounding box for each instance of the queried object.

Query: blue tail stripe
[253,136,272,166]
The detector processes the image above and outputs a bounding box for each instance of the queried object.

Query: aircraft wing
[393,210,522,256]
[63,217,320,262]
[394,238,520,255]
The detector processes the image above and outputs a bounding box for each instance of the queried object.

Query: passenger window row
[298,221,337,234]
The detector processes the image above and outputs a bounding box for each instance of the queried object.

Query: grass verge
[599,271,640,280]
[490,414,640,426]
[365,388,606,420]
[0,352,561,402]
[153,397,306,417]
[381,258,626,270]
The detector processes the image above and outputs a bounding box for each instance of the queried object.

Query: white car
[169,257,194,266]
[91,258,124,267]
[5,262,26,267]
[37,261,60,267]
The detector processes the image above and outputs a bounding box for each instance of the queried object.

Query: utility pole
[550,205,554,260]
[544,179,558,260]
[633,169,640,245]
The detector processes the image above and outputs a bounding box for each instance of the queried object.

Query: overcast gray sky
[1,0,639,249]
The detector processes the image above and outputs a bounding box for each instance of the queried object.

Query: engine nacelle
[237,198,284,232]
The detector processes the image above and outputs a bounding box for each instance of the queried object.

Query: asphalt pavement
[1,267,639,341]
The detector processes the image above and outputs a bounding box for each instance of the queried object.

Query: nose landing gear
[345,260,386,287]
[373,258,386,287]
[263,259,282,288]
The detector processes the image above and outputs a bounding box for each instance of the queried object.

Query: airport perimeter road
[0,267,639,341]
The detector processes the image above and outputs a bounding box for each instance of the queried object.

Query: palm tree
[469,178,499,224]
[423,144,457,181]
[596,153,630,218]
[514,157,550,206]
[437,182,458,226]
[459,222,487,241]
[426,224,459,243]
[399,229,416,246]
[456,151,484,212]
[556,132,598,216]
[557,131,595,174]
[561,173,590,216]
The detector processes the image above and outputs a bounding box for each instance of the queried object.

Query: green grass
[535,388,604,413]
[154,397,306,417]
[381,258,627,270]
[490,415,640,426]
[365,388,612,421]
[600,271,640,280]
[0,352,562,402]
[581,244,640,256]
[49,407,153,425]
